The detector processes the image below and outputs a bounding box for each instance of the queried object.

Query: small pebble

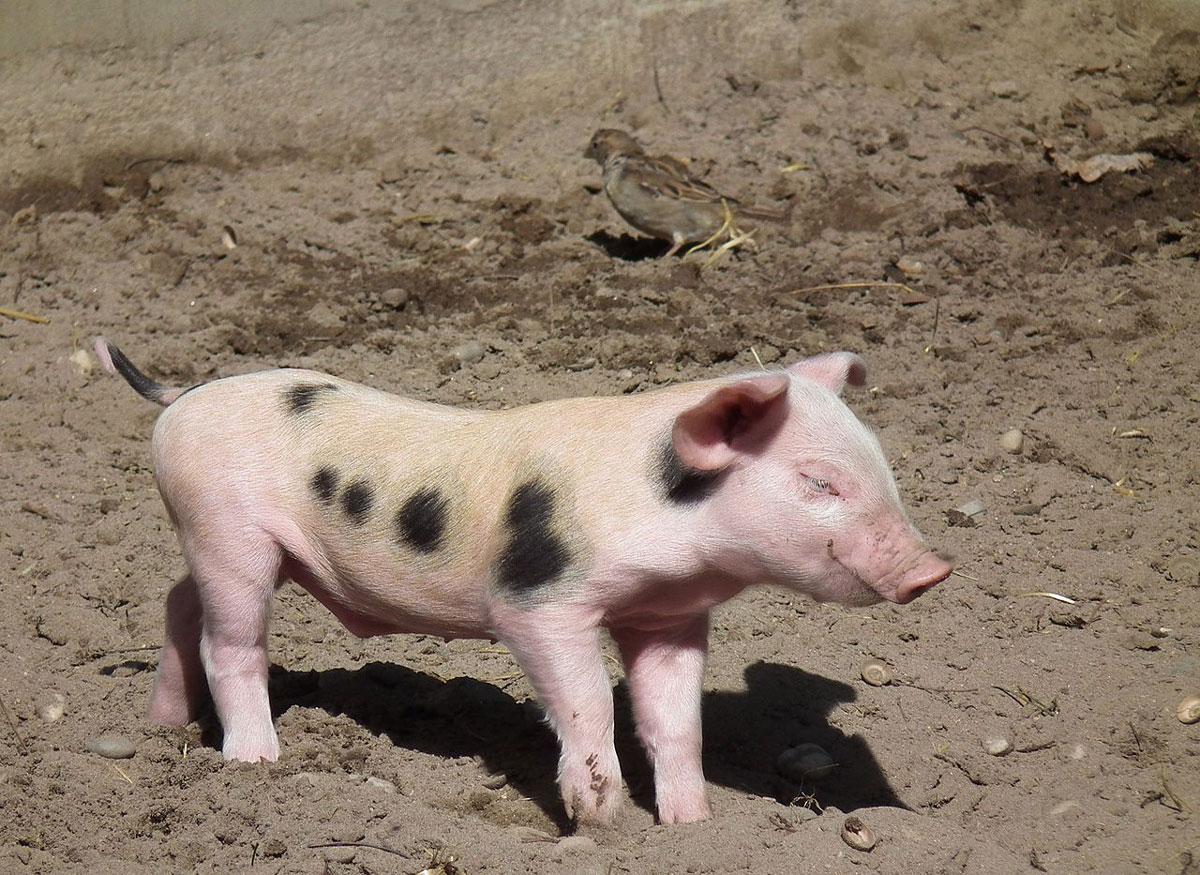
[482,772,508,790]
[476,360,503,381]
[777,743,836,783]
[453,340,486,366]
[895,255,926,277]
[1177,696,1200,725]
[1050,800,1083,817]
[841,816,876,851]
[37,693,66,723]
[998,429,1024,454]
[70,349,94,377]
[958,498,986,517]
[379,287,409,309]
[1164,557,1199,585]
[259,836,287,858]
[364,776,397,793]
[86,734,136,759]
[983,736,1012,756]
[147,173,165,193]
[859,659,892,687]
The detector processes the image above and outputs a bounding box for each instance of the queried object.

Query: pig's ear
[787,352,866,395]
[672,374,790,472]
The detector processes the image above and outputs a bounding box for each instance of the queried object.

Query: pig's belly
[282,557,491,640]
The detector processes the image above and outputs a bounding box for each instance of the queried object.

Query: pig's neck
[590,515,759,628]
[558,385,764,624]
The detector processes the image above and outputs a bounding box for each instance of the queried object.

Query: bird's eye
[803,475,839,496]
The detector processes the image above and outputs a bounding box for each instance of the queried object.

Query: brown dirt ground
[2,2,1199,873]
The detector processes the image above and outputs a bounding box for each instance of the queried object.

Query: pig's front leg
[490,602,622,826]
[612,614,711,824]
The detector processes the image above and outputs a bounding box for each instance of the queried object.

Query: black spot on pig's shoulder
[310,467,339,503]
[656,441,721,505]
[496,479,571,593]
[341,480,375,525]
[396,487,449,553]
[284,382,338,415]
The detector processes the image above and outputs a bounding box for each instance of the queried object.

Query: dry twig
[0,306,50,324]
[308,841,410,858]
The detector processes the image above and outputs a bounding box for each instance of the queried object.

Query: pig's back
[148,368,478,526]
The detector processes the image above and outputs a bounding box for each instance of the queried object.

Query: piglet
[95,337,950,826]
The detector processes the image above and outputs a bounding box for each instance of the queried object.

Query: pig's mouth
[821,542,885,606]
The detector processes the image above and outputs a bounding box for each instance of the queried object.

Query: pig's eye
[803,475,840,496]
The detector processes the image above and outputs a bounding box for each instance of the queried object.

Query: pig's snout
[892,551,953,603]
[837,520,954,605]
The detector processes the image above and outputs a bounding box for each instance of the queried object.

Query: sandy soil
[1,2,1198,872]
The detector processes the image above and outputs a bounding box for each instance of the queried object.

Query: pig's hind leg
[148,574,206,726]
[612,615,712,824]
[186,531,283,763]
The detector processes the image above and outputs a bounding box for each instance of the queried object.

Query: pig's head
[670,353,952,606]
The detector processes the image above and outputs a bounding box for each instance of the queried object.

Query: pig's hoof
[565,791,621,827]
[221,732,280,763]
[561,752,622,826]
[657,799,712,825]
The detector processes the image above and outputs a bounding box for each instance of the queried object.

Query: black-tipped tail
[94,337,188,407]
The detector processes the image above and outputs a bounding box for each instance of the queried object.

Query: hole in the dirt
[957,134,1200,255]
[586,230,671,261]
[100,659,154,676]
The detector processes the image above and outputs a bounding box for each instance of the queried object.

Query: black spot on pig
[496,479,571,593]
[656,441,722,505]
[396,487,449,553]
[310,467,339,503]
[284,382,338,415]
[341,480,375,525]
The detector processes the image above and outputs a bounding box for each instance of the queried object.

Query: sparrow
[585,128,790,257]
